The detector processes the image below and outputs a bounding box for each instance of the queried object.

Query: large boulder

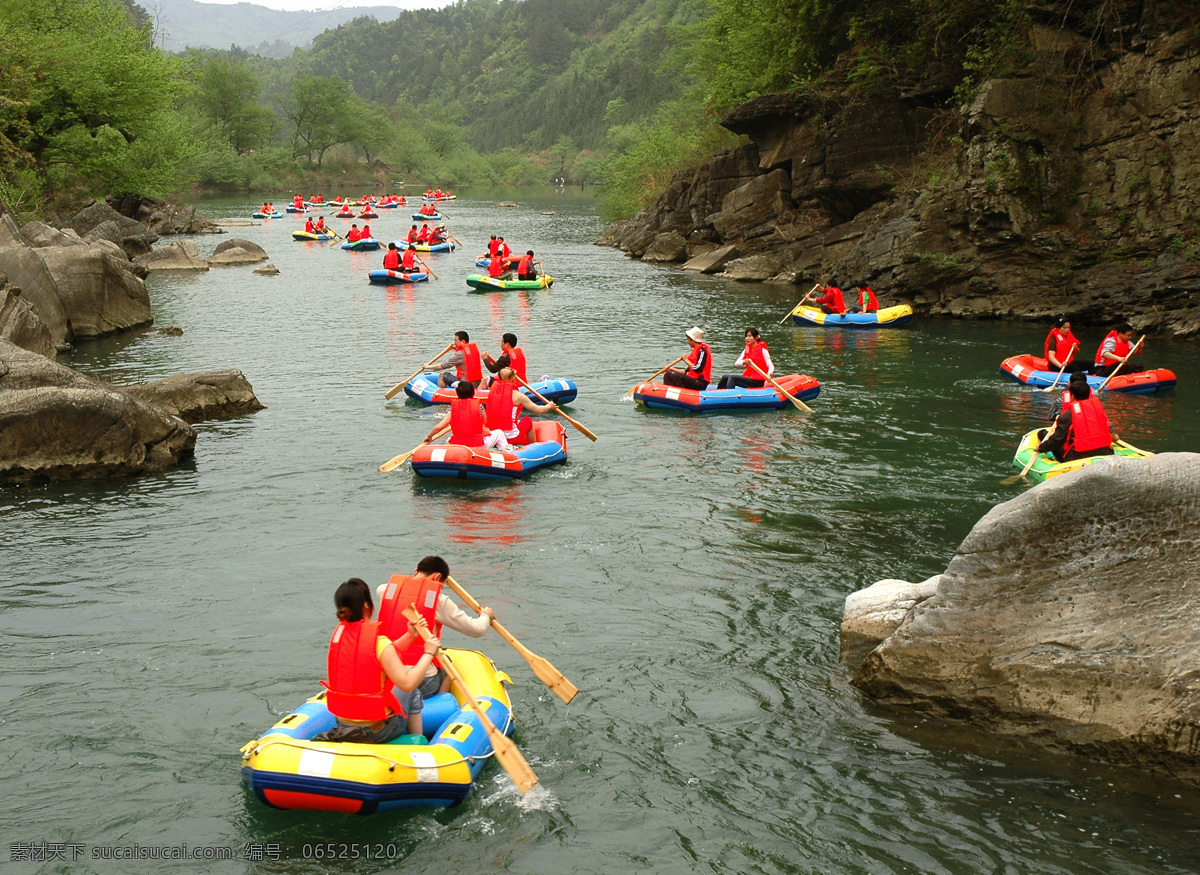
[134,241,209,272]
[38,244,153,338]
[63,201,159,259]
[850,453,1200,786]
[19,221,86,249]
[108,194,222,235]
[209,238,268,265]
[120,370,266,423]
[0,242,71,349]
[0,340,195,482]
[0,285,55,358]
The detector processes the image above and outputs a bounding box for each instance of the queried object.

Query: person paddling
[662,327,711,390]
[483,333,527,383]
[383,242,400,270]
[716,328,773,390]
[1036,377,1115,463]
[1093,322,1145,377]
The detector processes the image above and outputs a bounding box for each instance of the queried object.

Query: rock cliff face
[602,3,1200,336]
[847,453,1200,787]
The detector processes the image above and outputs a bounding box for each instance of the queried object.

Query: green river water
[2,189,1198,874]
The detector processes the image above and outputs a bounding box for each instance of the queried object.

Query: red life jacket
[1065,396,1111,454]
[816,287,846,314]
[407,228,418,242]
[517,254,533,275]
[347,227,361,242]
[401,249,416,271]
[293,195,303,207]
[315,219,326,231]
[488,256,506,277]
[859,287,878,312]
[417,226,430,243]
[485,379,518,431]
[488,239,500,256]
[507,347,527,382]
[686,343,712,382]
[305,219,314,233]
[453,342,482,381]
[376,574,443,665]
[1094,330,1129,365]
[1044,328,1078,366]
[741,341,770,379]
[321,620,403,722]
[449,397,485,445]
[383,249,400,270]
[361,226,371,239]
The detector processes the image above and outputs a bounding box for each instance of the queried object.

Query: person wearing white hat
[663,327,712,390]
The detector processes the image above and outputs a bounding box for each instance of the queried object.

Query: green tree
[195,57,275,153]
[284,75,351,165]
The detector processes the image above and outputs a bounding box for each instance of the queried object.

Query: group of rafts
[241,572,573,811]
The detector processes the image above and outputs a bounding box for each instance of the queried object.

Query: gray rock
[134,241,209,272]
[0,340,195,482]
[120,369,266,423]
[0,244,71,348]
[39,244,152,338]
[0,286,55,358]
[20,222,85,249]
[683,244,740,273]
[642,231,689,263]
[839,576,941,667]
[209,238,268,265]
[253,263,280,275]
[851,453,1200,786]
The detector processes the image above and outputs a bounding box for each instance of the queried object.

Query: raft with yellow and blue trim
[1010,429,1154,483]
[240,648,514,813]
[789,304,913,328]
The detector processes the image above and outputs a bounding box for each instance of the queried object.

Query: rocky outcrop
[121,370,266,423]
[0,239,71,351]
[847,453,1200,786]
[0,285,54,359]
[107,194,223,236]
[209,238,268,265]
[38,244,153,338]
[603,5,1200,335]
[62,202,160,260]
[135,241,210,272]
[0,340,196,482]
[839,576,940,668]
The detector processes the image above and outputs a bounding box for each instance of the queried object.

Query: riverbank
[601,7,1200,337]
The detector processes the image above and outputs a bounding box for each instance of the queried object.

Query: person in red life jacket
[484,367,556,446]
[434,188,443,198]
[483,333,527,383]
[487,235,500,258]
[1045,316,1085,373]
[716,328,774,390]
[488,251,512,279]
[813,284,847,315]
[337,205,354,217]
[319,577,441,743]
[436,330,483,389]
[407,224,419,243]
[347,223,361,242]
[416,223,431,243]
[360,223,372,240]
[1093,322,1144,377]
[424,381,512,449]
[374,556,494,699]
[497,237,511,260]
[1048,371,1087,422]
[516,250,539,281]
[1036,377,1115,463]
[304,217,315,233]
[383,242,401,270]
[401,243,418,272]
[397,195,406,205]
[431,224,448,243]
[663,327,712,390]
[854,286,879,313]
[425,188,434,199]
[293,194,304,209]
[314,216,326,233]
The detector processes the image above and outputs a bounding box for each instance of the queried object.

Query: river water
[3,189,1199,874]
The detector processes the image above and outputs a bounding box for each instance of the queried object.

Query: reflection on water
[2,188,1198,874]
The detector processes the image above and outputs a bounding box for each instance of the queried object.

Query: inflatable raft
[412,212,443,221]
[357,211,379,219]
[241,648,514,813]
[252,211,282,219]
[1010,429,1154,483]
[790,304,913,328]
[368,269,429,284]
[466,274,553,292]
[285,205,309,213]
[999,355,1177,395]
[342,238,381,251]
[292,230,335,241]
[411,421,568,480]
[404,373,578,406]
[634,374,820,412]
[391,240,455,253]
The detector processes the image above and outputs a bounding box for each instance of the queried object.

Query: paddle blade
[378,451,414,472]
[484,722,539,794]
[384,382,406,400]
[526,653,579,704]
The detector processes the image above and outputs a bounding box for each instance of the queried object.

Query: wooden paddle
[1115,438,1150,454]
[402,607,538,794]
[384,343,454,400]
[622,355,685,401]
[747,361,812,413]
[378,424,451,472]
[779,284,819,324]
[515,375,598,442]
[444,576,579,704]
[1097,335,1145,392]
[448,234,463,249]
[1039,348,1075,392]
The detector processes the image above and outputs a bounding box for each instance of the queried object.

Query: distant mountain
[149,0,407,56]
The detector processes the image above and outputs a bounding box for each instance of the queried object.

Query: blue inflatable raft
[403,373,578,406]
